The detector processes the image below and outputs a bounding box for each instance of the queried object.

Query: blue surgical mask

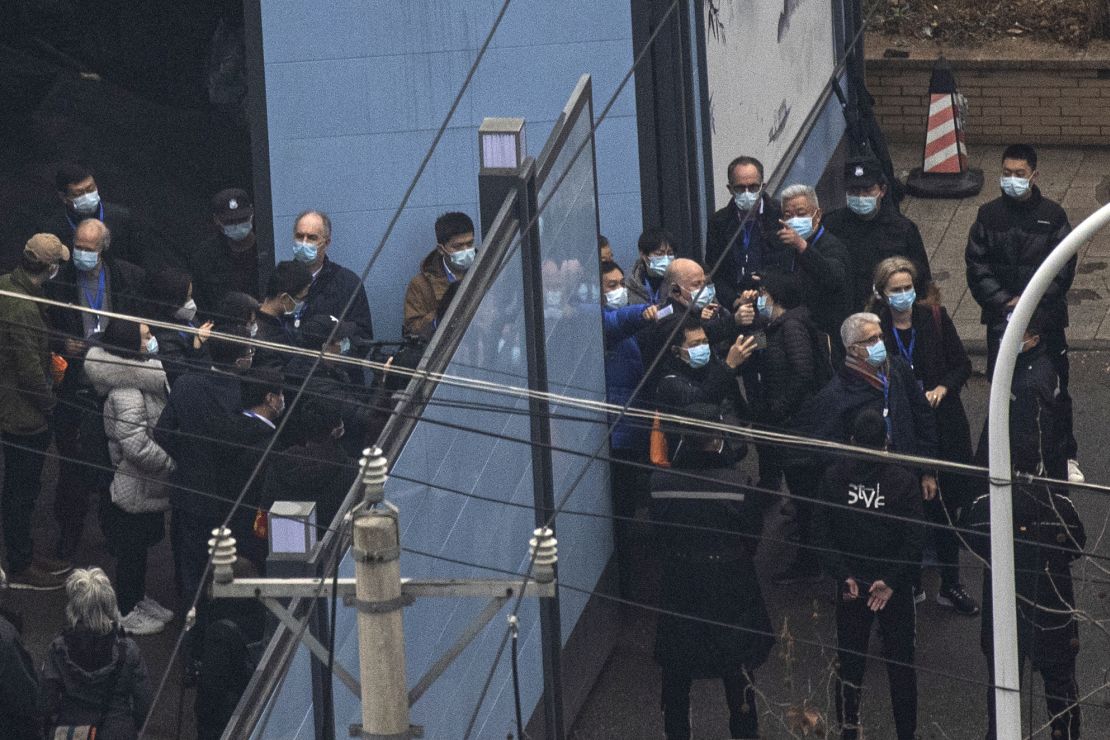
[846,195,878,217]
[447,246,475,271]
[145,336,159,355]
[605,286,628,308]
[866,340,888,367]
[756,294,772,319]
[690,283,716,310]
[293,240,318,263]
[786,216,814,240]
[733,190,759,211]
[222,220,253,241]
[73,248,99,272]
[684,343,711,369]
[888,288,916,313]
[70,190,100,215]
[647,254,673,277]
[1000,176,1031,199]
[338,337,351,355]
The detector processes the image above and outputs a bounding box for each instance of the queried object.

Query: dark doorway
[0,0,254,272]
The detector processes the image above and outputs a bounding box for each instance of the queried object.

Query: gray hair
[295,209,332,240]
[779,184,819,211]
[76,218,111,251]
[841,312,881,348]
[64,567,120,634]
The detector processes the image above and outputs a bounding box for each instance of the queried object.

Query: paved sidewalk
[889,142,1110,350]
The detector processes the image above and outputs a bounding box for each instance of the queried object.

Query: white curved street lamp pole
[987,200,1110,738]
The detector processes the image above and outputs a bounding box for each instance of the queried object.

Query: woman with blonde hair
[41,568,151,740]
[871,257,978,616]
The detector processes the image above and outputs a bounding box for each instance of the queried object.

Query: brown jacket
[403,249,458,338]
[0,268,56,434]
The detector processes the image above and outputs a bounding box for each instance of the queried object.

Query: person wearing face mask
[870,258,979,615]
[188,189,261,321]
[765,183,852,357]
[599,260,659,596]
[0,234,72,590]
[965,143,1081,483]
[625,228,677,305]
[38,162,151,270]
[83,319,176,635]
[790,313,938,551]
[143,267,214,386]
[289,210,373,368]
[253,261,312,371]
[704,155,783,312]
[823,157,932,313]
[43,219,146,563]
[154,326,255,600]
[403,212,476,339]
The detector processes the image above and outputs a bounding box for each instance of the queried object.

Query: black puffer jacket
[751,305,818,425]
[965,187,1074,328]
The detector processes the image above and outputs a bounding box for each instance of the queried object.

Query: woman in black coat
[871,256,978,615]
[142,267,213,386]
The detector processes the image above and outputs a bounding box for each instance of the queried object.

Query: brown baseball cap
[24,233,70,263]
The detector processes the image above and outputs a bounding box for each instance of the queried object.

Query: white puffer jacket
[84,347,175,513]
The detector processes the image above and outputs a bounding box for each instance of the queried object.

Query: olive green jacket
[0,268,56,434]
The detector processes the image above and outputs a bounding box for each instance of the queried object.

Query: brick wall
[866,58,1110,146]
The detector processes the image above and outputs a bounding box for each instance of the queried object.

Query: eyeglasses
[728,183,762,194]
[853,334,883,347]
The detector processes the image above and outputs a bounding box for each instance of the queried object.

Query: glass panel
[249,641,315,740]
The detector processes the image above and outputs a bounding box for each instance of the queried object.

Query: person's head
[726,155,764,211]
[851,408,888,450]
[780,184,822,240]
[637,228,676,277]
[600,260,627,308]
[872,257,918,313]
[297,397,345,443]
[217,292,260,335]
[841,312,886,368]
[843,157,886,218]
[208,324,254,370]
[72,219,111,273]
[670,315,711,369]
[663,258,713,309]
[145,267,194,320]
[1022,310,1047,353]
[263,260,313,317]
[292,210,332,269]
[756,271,802,319]
[212,188,254,244]
[1001,144,1038,200]
[21,233,70,282]
[435,212,476,273]
[64,568,119,635]
[301,314,357,357]
[99,318,156,360]
[240,367,285,418]
[56,162,100,216]
[598,235,614,264]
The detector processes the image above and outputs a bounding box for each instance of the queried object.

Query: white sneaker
[1068,459,1085,484]
[137,596,174,624]
[119,609,165,636]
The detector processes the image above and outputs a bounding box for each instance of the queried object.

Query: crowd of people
[0,142,1088,738]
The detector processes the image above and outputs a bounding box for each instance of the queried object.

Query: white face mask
[174,298,197,323]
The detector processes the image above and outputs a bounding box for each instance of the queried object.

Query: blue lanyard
[65,202,104,231]
[641,275,660,303]
[442,258,459,285]
[893,327,916,368]
[788,226,824,274]
[80,268,105,311]
[878,370,893,445]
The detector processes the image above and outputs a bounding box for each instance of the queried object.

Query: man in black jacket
[814,409,924,740]
[823,157,932,312]
[287,209,373,341]
[45,218,145,561]
[703,155,782,311]
[253,261,312,371]
[188,189,262,318]
[965,143,1080,481]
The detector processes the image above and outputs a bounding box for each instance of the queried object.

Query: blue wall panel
[261,0,642,340]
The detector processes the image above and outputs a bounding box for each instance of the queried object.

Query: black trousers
[660,668,758,739]
[609,448,645,597]
[926,476,964,589]
[52,400,103,559]
[835,586,917,740]
[784,464,822,568]
[987,326,1075,458]
[0,429,52,573]
[985,652,1080,739]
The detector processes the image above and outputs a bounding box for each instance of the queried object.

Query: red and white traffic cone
[905,56,983,198]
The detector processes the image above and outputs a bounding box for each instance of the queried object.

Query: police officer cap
[844,157,883,188]
[300,314,357,348]
[212,188,254,221]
